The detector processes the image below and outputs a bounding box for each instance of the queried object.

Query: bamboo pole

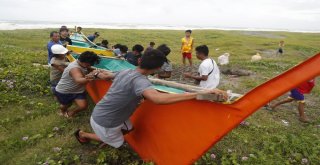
[149,78,226,102]
[90,65,226,102]
[149,78,206,93]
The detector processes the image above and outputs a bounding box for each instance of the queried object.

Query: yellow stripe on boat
[67,45,114,57]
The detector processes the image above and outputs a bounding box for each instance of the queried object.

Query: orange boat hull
[86,53,320,165]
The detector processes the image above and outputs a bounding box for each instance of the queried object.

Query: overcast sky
[0,0,319,30]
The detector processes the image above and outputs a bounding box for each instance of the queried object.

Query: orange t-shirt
[181,37,194,53]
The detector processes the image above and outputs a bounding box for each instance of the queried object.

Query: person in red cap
[270,79,316,122]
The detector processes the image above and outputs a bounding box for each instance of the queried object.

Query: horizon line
[1,20,320,33]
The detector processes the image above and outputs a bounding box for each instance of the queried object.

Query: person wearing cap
[87,32,100,42]
[50,44,70,91]
[59,27,72,47]
[47,31,62,64]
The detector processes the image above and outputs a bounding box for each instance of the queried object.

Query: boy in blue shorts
[270,79,316,122]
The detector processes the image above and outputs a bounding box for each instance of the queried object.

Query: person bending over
[54,51,101,118]
[124,44,144,66]
[184,45,220,89]
[74,49,227,147]
[156,44,172,79]
[50,44,70,91]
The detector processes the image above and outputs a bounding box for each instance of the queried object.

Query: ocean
[0,20,319,33]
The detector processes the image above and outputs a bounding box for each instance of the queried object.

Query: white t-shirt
[198,58,220,89]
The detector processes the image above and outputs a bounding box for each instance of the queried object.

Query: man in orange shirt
[181,30,194,68]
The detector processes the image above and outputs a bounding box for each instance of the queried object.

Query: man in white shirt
[184,45,220,89]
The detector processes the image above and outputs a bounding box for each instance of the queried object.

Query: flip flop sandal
[122,127,135,135]
[74,129,89,144]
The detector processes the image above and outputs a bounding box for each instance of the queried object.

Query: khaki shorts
[90,117,132,148]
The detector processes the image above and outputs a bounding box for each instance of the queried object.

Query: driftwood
[220,68,251,76]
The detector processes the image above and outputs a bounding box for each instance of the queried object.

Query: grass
[0,28,320,165]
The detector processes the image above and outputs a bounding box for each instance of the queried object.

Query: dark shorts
[278,48,283,54]
[289,89,304,101]
[182,52,192,59]
[54,89,87,105]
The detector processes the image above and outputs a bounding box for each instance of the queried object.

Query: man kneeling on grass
[74,49,227,148]
[55,51,101,118]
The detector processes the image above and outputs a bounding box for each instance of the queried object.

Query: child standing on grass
[50,44,69,91]
[270,79,316,123]
[181,30,194,68]
[276,40,285,55]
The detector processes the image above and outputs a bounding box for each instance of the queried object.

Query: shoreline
[1,21,320,33]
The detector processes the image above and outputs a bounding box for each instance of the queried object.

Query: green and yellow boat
[68,33,114,57]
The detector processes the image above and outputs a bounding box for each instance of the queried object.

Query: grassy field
[0,28,320,165]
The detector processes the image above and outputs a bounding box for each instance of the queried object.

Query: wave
[0,20,319,33]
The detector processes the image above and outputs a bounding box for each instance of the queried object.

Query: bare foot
[269,104,276,111]
[64,111,73,118]
[78,130,85,139]
[240,121,250,126]
[57,109,67,116]
[299,117,310,123]
[264,103,274,111]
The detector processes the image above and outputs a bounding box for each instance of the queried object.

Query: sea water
[1,20,320,33]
